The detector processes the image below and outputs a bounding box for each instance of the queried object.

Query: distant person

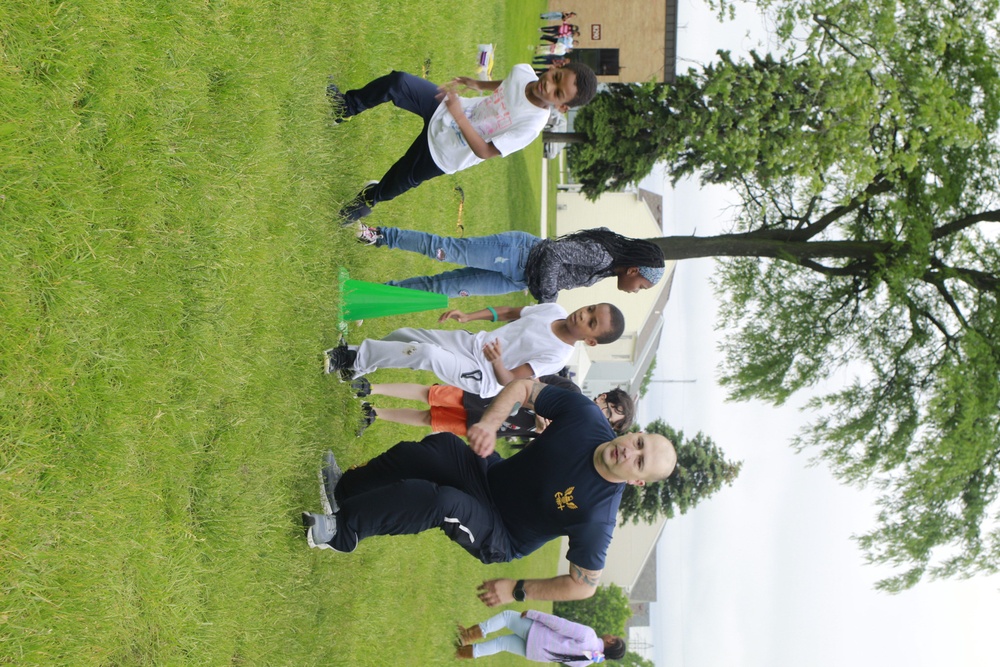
[540,11,577,21]
[456,610,627,664]
[328,61,597,222]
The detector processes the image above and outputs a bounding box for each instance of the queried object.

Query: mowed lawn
[0,1,559,664]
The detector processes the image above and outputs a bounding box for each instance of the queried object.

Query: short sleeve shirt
[427,65,551,174]
[470,303,575,397]
[487,386,622,570]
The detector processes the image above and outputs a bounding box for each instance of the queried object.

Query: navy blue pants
[330,433,514,564]
[343,71,446,208]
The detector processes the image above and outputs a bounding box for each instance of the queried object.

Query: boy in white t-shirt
[328,62,598,223]
[323,302,624,399]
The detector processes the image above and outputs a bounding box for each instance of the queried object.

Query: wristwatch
[512,579,526,602]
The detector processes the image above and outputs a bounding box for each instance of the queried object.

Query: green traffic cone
[341,279,448,320]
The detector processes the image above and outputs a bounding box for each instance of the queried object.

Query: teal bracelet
[486,306,498,322]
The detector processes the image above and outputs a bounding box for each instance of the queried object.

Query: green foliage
[570,50,881,197]
[552,584,632,636]
[587,0,1000,590]
[619,420,743,524]
[619,652,656,667]
[638,357,656,398]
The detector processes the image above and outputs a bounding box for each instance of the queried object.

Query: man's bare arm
[466,379,543,456]
[477,564,602,606]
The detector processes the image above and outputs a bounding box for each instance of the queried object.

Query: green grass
[0,0,558,664]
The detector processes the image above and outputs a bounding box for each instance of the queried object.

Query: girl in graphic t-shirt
[455,609,627,665]
[354,224,666,303]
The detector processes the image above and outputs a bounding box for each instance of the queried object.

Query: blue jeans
[381,227,542,298]
[472,611,534,659]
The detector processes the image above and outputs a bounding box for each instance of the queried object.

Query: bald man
[303,379,677,604]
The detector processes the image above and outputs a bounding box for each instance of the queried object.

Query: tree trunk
[647,233,895,262]
[542,131,589,144]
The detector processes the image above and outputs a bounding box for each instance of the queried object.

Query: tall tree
[620,420,743,524]
[553,584,632,636]
[573,0,1000,591]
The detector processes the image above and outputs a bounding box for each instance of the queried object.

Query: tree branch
[922,272,971,329]
[795,177,893,241]
[931,209,1000,241]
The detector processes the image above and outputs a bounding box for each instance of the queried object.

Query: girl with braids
[455,610,627,664]
[354,224,666,302]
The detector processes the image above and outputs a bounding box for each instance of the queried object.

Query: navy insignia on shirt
[554,486,578,511]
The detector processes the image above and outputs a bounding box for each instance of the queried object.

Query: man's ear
[626,479,646,487]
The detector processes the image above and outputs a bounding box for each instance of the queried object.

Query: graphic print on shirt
[554,486,578,511]
[448,83,513,147]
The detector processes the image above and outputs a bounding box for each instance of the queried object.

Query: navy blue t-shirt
[487,385,622,571]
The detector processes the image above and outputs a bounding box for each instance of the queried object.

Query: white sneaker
[355,223,382,246]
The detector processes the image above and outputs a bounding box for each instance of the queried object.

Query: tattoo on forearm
[509,402,522,417]
[570,564,601,587]
[528,382,544,407]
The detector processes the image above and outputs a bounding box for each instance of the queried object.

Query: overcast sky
[638,2,1000,665]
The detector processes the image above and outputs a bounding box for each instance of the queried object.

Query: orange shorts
[428,385,468,436]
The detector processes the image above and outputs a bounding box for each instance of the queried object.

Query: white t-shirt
[427,64,551,174]
[472,303,575,397]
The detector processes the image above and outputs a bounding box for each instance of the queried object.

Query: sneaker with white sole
[355,223,383,246]
[319,450,343,515]
[302,512,337,549]
[301,512,358,553]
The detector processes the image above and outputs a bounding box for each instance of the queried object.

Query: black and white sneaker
[355,223,383,246]
[319,450,343,515]
[323,344,357,381]
[357,402,377,437]
[350,376,372,398]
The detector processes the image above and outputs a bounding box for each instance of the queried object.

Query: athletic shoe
[326,78,351,124]
[350,376,371,398]
[323,344,357,380]
[357,402,377,437]
[302,512,337,549]
[355,223,382,246]
[338,181,379,226]
[319,449,342,515]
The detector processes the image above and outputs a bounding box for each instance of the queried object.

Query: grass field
[0,1,560,664]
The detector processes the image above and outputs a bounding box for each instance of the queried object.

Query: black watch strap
[513,579,526,602]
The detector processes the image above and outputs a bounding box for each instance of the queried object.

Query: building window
[571,48,620,76]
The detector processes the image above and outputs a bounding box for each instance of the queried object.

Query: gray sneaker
[302,512,337,549]
[319,450,343,515]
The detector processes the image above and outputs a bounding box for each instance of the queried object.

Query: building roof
[628,265,675,394]
[664,0,679,83]
[637,188,664,231]
[629,548,659,603]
